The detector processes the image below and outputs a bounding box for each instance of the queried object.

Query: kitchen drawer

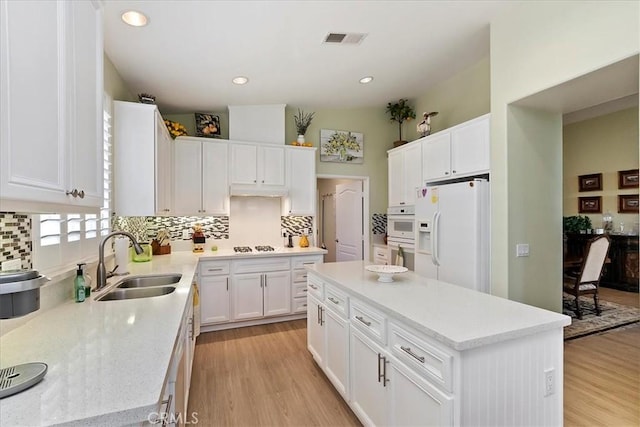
[307,274,323,299]
[232,257,291,274]
[292,297,308,313]
[389,322,454,393]
[350,299,386,345]
[292,282,308,298]
[324,283,348,319]
[292,255,323,270]
[199,260,230,276]
[292,269,309,283]
[373,246,389,265]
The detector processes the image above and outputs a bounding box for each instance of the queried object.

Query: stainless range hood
[229,185,288,197]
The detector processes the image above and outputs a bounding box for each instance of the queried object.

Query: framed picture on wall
[578,196,601,213]
[578,173,602,192]
[618,169,639,189]
[618,194,639,213]
[195,113,221,138]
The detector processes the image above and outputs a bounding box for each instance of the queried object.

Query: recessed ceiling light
[232,76,249,85]
[359,76,374,84]
[121,10,148,27]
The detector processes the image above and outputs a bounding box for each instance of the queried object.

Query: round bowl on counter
[365,265,408,282]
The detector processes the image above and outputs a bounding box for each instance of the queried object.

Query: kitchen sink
[115,274,182,289]
[96,286,176,301]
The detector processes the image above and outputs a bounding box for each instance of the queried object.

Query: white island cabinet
[306,261,570,427]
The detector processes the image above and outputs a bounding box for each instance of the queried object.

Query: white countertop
[196,246,327,260]
[307,261,571,351]
[0,252,198,427]
[0,248,327,426]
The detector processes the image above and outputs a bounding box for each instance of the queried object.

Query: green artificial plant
[563,215,592,233]
[386,98,416,143]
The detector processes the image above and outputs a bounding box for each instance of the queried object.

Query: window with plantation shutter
[33,94,113,273]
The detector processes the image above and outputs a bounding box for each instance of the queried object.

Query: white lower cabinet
[308,272,454,426]
[231,258,291,321]
[199,260,230,325]
[307,284,350,399]
[350,327,388,426]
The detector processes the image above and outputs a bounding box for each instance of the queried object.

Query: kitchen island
[306,261,571,426]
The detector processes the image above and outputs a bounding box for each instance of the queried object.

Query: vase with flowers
[293,108,315,146]
[386,98,416,147]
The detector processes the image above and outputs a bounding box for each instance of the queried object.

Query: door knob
[335,239,339,243]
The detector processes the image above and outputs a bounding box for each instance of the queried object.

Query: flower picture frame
[195,113,221,138]
[320,129,364,163]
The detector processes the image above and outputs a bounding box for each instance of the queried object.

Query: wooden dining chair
[563,235,611,319]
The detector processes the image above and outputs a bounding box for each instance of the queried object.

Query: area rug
[563,294,640,340]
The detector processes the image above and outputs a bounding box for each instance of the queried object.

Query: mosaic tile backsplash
[113,215,313,241]
[0,212,32,269]
[372,213,387,235]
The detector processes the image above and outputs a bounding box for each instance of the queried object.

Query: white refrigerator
[415,179,490,293]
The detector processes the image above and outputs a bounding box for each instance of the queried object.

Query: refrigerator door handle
[432,211,441,266]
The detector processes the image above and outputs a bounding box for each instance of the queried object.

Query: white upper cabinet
[114,101,173,216]
[450,114,490,177]
[173,137,229,216]
[422,114,490,183]
[229,142,285,193]
[388,142,422,207]
[284,146,316,215]
[0,0,103,212]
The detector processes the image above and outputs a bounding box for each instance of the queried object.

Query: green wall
[490,1,639,310]
[104,54,135,102]
[563,107,639,229]
[413,56,490,133]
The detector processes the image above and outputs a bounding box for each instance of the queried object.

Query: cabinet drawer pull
[301,274,307,279]
[355,315,371,327]
[208,268,223,272]
[302,303,307,307]
[302,288,308,292]
[328,296,340,305]
[400,346,425,363]
[309,284,318,290]
[303,262,315,265]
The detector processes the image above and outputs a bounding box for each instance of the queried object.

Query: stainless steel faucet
[96,231,144,291]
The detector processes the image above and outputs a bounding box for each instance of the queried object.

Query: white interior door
[336,181,363,261]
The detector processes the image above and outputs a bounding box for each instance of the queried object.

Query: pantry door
[336,181,363,262]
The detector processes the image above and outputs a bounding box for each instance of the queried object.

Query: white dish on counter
[365,264,408,282]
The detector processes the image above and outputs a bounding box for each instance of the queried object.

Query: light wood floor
[189,288,639,427]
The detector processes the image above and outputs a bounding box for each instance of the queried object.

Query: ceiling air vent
[323,32,367,45]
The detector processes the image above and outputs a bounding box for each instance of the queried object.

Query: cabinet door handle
[260,275,264,288]
[226,277,228,291]
[261,180,265,183]
[377,353,383,383]
[160,394,173,426]
[355,315,371,327]
[66,189,78,197]
[254,180,257,183]
[320,306,324,325]
[302,288,308,292]
[328,296,340,305]
[400,346,425,363]
[452,170,457,174]
[317,305,321,325]
[309,283,318,290]
[445,171,449,175]
[382,356,389,386]
[264,275,267,287]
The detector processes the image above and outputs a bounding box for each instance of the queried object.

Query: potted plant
[386,98,416,147]
[563,215,592,234]
[293,109,315,146]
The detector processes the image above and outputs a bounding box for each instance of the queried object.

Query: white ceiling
[103,0,513,114]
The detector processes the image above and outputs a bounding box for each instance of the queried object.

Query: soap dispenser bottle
[74,263,86,303]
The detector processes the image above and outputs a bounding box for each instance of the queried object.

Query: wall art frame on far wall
[578,173,602,192]
[578,196,601,213]
[320,129,364,164]
[618,169,639,189]
[618,194,639,213]
[195,113,221,138]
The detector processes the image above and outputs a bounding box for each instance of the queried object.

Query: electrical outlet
[281,228,287,237]
[516,243,530,257]
[182,229,189,240]
[544,368,555,396]
[2,259,22,271]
